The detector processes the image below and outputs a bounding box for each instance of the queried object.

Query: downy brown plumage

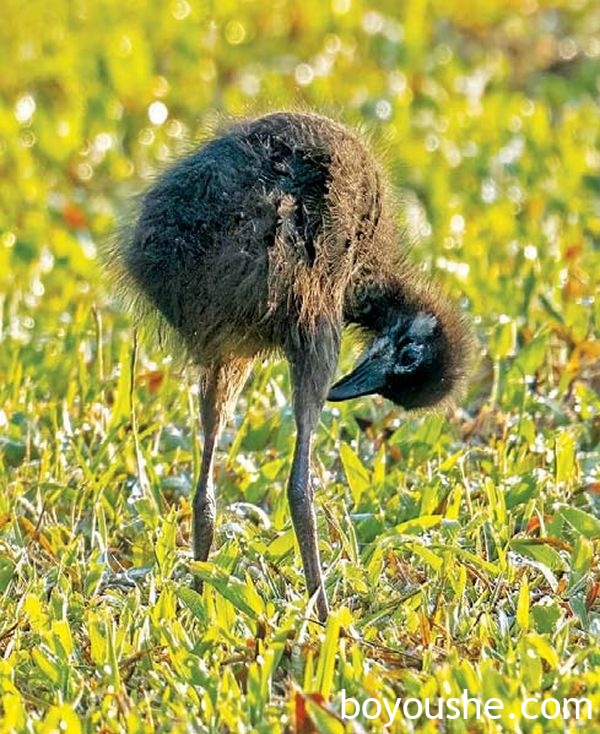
[105,111,474,620]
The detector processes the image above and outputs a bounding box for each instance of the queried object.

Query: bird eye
[397,343,423,370]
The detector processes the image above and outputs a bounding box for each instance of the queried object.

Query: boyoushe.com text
[340,689,592,726]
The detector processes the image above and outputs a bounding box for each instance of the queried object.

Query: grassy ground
[1,0,599,731]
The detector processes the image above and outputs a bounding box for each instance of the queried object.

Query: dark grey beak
[327,358,388,402]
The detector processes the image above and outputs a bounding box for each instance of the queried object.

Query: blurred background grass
[0,0,599,731]
[1,0,599,381]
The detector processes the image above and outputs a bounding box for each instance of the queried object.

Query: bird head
[327,309,472,410]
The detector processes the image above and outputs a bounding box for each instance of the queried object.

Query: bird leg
[193,360,253,580]
[287,328,340,622]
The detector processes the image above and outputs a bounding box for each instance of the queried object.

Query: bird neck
[346,276,422,335]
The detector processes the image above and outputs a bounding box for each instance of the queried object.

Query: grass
[0,0,599,731]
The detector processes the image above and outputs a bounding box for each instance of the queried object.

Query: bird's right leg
[193,359,253,572]
[286,325,341,622]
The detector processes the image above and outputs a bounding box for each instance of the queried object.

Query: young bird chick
[106,111,473,621]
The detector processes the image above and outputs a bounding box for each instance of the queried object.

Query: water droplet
[295,64,314,86]
[148,101,168,126]
[15,94,36,123]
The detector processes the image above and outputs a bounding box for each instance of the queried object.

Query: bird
[105,111,474,622]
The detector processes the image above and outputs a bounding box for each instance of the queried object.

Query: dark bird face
[327,311,465,410]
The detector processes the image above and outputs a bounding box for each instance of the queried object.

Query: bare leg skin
[193,359,253,583]
[287,325,340,621]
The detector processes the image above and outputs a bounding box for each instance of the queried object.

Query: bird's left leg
[286,324,341,622]
[193,359,253,578]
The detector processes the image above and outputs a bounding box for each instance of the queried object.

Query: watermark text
[340,689,592,726]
